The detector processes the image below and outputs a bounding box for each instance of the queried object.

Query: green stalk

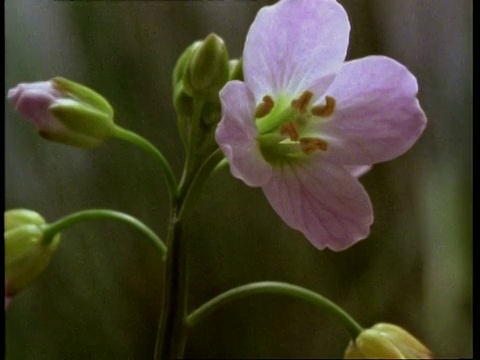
[113,125,178,204]
[154,98,208,360]
[153,203,188,360]
[42,209,166,258]
[186,281,364,339]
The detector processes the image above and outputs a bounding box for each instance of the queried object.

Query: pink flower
[215,0,426,250]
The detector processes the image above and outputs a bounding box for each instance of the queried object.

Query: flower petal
[243,0,350,102]
[216,81,273,187]
[346,165,372,178]
[320,56,427,165]
[261,159,373,251]
[7,81,62,130]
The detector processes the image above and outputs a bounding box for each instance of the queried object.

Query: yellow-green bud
[344,323,433,359]
[5,209,45,232]
[185,33,229,102]
[7,77,115,148]
[5,209,60,302]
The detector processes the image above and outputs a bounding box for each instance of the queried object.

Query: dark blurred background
[5,0,472,359]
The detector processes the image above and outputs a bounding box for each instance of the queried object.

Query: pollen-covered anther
[291,91,314,113]
[254,95,275,118]
[280,121,299,141]
[311,95,336,117]
[300,137,328,154]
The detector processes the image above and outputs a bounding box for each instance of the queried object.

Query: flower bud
[173,41,202,92]
[184,33,229,102]
[5,209,60,308]
[7,77,115,148]
[344,323,433,359]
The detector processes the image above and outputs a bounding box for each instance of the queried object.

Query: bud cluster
[173,33,241,173]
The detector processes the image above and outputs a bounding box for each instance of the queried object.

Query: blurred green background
[5,0,472,359]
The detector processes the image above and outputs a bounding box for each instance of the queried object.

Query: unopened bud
[4,209,60,308]
[344,323,433,359]
[8,77,115,148]
[185,33,229,102]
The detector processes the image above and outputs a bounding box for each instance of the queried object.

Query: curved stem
[181,100,204,184]
[42,209,166,258]
[186,281,364,339]
[113,125,178,203]
[178,148,224,219]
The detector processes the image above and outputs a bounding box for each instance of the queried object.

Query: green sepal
[5,209,45,232]
[52,77,114,118]
[49,100,115,148]
[173,41,202,95]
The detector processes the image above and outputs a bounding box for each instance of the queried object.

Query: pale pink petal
[7,81,63,131]
[215,81,273,187]
[243,0,350,102]
[346,165,372,178]
[319,56,427,165]
[261,159,373,251]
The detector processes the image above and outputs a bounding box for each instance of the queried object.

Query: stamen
[279,121,299,141]
[311,96,336,117]
[254,95,275,118]
[291,91,314,113]
[300,137,328,154]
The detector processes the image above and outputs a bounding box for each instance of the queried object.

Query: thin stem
[113,125,178,203]
[177,100,204,199]
[42,209,166,258]
[186,281,364,339]
[153,202,189,360]
[178,148,224,219]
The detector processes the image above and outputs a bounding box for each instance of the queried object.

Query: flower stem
[153,203,188,360]
[113,125,178,204]
[186,281,364,339]
[178,148,224,218]
[154,94,224,358]
[41,209,166,258]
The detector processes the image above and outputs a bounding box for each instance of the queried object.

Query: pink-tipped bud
[7,78,115,148]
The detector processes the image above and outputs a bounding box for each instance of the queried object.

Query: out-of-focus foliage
[5,0,471,359]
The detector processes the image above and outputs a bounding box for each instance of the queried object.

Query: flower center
[255,91,335,163]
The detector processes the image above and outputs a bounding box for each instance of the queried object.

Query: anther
[280,121,299,141]
[254,95,275,118]
[311,96,336,117]
[300,138,328,154]
[291,91,314,113]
